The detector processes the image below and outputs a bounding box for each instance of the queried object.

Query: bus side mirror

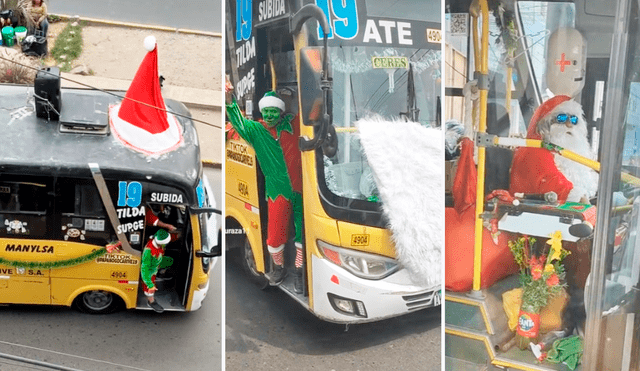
[189,207,222,215]
[290,5,335,157]
[289,4,329,37]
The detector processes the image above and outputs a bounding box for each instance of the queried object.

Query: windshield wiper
[401,63,419,122]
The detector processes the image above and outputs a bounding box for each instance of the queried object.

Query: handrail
[471,0,490,294]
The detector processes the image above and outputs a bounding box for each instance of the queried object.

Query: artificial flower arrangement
[508,231,570,350]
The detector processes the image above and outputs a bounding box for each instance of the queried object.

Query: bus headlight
[317,240,399,280]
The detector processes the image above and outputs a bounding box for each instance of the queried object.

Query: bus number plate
[351,234,369,246]
[427,28,442,44]
[111,271,127,279]
[238,180,249,199]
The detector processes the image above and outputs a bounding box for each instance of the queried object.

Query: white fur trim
[356,116,443,287]
[144,36,156,52]
[543,100,599,202]
[267,244,285,253]
[259,96,285,111]
[154,234,171,245]
[109,103,183,155]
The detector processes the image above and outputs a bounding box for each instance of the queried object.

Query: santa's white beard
[547,124,599,202]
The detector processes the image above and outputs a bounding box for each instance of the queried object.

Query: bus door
[135,184,192,310]
[0,175,52,305]
[584,0,640,367]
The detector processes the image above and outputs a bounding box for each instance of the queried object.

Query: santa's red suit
[510,95,598,203]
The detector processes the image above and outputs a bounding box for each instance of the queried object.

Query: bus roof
[0,84,202,193]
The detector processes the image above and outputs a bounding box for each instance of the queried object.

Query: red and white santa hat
[526,94,584,140]
[109,36,183,155]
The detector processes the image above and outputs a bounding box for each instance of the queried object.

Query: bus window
[0,181,48,213]
[58,179,112,245]
[0,178,50,238]
[77,184,106,216]
[518,2,577,101]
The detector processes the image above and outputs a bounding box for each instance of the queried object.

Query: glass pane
[518,2,576,100]
[325,45,440,201]
[586,0,640,368]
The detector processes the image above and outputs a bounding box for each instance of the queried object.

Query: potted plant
[508,231,570,350]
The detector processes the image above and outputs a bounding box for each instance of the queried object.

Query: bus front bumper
[311,255,440,323]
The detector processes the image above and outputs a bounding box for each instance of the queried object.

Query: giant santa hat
[109,36,183,155]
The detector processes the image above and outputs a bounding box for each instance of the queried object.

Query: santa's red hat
[109,36,183,155]
[526,95,572,140]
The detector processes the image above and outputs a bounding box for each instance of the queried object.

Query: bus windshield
[324,45,440,201]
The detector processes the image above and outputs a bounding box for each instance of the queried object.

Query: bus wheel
[74,290,121,314]
[242,239,269,289]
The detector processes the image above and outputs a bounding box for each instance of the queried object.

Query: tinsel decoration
[0,248,110,270]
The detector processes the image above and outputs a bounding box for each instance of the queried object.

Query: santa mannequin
[510,95,598,203]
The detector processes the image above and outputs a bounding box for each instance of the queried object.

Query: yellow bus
[225,0,442,323]
[0,80,220,314]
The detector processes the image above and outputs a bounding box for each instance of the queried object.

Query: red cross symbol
[555,53,571,73]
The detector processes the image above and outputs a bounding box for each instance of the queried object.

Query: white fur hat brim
[259,96,285,111]
[154,234,171,245]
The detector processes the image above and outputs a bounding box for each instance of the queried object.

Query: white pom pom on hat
[144,35,157,52]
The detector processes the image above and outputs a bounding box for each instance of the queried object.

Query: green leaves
[0,248,108,269]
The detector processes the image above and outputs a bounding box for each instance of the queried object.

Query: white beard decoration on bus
[109,36,183,156]
[356,116,443,287]
[510,95,599,203]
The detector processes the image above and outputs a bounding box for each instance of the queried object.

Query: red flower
[530,255,544,280]
[532,266,543,280]
[546,274,559,287]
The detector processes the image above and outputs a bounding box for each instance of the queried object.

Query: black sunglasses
[555,113,579,125]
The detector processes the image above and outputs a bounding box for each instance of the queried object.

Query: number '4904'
[316,0,359,40]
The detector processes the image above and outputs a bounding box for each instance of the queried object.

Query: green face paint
[261,107,281,126]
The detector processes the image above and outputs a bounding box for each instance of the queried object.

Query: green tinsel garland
[0,248,109,270]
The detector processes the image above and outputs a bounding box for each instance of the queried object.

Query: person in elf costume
[141,229,174,313]
[226,81,304,292]
[510,95,598,203]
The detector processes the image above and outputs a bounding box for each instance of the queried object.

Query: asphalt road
[49,0,222,33]
[0,168,223,371]
[225,251,442,371]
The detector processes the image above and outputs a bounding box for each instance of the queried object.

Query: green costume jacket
[226,100,297,202]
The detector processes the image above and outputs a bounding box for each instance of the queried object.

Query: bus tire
[242,239,269,290]
[73,290,123,314]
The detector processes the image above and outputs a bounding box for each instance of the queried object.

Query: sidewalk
[60,73,222,109]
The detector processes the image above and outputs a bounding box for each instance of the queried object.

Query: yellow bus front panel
[336,221,396,259]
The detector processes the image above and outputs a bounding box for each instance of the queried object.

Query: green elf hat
[258,91,285,112]
[154,229,171,245]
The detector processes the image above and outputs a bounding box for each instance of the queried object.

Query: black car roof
[0,84,202,195]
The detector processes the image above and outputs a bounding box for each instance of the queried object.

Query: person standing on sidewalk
[225,81,305,292]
